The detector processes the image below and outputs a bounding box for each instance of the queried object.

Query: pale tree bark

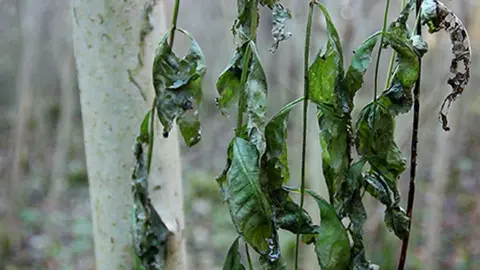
[71,0,186,269]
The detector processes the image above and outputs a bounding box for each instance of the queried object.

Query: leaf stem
[385,0,407,89]
[294,1,315,269]
[245,243,254,270]
[169,0,181,46]
[374,0,391,103]
[147,97,157,172]
[398,1,422,269]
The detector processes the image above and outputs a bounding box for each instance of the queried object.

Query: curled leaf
[223,237,246,270]
[153,28,206,147]
[132,111,170,270]
[355,103,410,239]
[421,0,472,130]
[269,3,292,53]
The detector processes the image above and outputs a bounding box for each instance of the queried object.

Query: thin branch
[294,1,315,269]
[398,1,422,269]
[169,0,180,46]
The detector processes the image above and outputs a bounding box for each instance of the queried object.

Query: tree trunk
[71,0,186,269]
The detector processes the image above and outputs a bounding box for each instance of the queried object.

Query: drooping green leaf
[216,43,247,116]
[226,137,278,258]
[223,237,246,270]
[264,97,303,187]
[384,206,410,239]
[269,2,292,53]
[380,33,420,116]
[316,103,349,203]
[153,28,206,147]
[306,189,351,270]
[355,102,410,239]
[309,42,339,106]
[345,192,378,270]
[262,98,317,235]
[259,254,288,270]
[246,42,268,155]
[132,111,170,270]
[334,159,366,216]
[344,32,380,104]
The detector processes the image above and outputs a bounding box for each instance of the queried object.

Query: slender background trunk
[71,0,186,268]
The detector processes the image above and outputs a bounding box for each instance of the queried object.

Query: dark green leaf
[344,32,380,104]
[306,189,351,270]
[316,103,349,203]
[264,97,303,187]
[226,138,278,257]
[216,44,247,116]
[223,237,246,270]
[177,115,201,147]
[384,206,410,239]
[334,159,366,216]
[355,100,410,240]
[271,189,317,235]
[263,98,316,235]
[153,28,206,147]
[345,192,378,270]
[269,3,292,53]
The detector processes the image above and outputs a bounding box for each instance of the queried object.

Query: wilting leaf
[232,0,256,43]
[223,237,246,270]
[132,111,170,270]
[384,206,410,239]
[309,42,340,106]
[264,98,303,187]
[263,98,317,235]
[421,0,472,130]
[316,103,349,203]
[345,191,374,270]
[153,28,206,147]
[306,189,351,270]
[309,3,344,107]
[355,103,410,239]
[259,254,288,270]
[246,42,268,155]
[226,138,278,257]
[344,32,380,104]
[269,3,292,53]
[216,43,248,116]
[335,159,366,216]
[380,33,420,116]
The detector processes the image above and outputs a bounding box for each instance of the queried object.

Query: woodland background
[0,0,479,269]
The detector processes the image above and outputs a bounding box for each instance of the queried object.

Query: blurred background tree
[0,0,479,269]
